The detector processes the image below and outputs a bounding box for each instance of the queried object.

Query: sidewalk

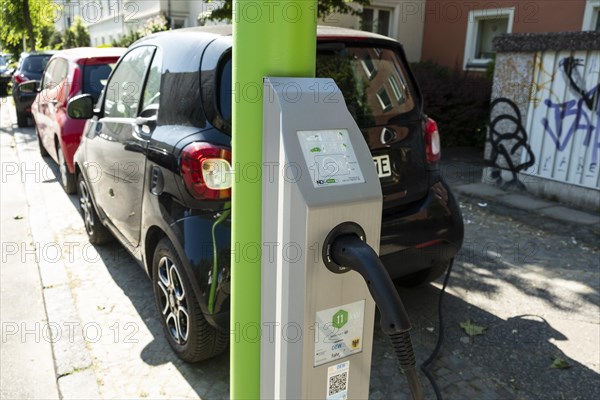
[440,147,600,232]
[0,99,60,399]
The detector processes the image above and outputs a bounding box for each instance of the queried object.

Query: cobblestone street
[1,98,599,399]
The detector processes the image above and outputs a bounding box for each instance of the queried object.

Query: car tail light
[424,117,441,164]
[14,74,29,84]
[180,142,232,200]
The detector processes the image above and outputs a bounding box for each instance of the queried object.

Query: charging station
[261,77,380,399]
[260,77,422,399]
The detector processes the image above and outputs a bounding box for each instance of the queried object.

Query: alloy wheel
[79,180,95,236]
[156,256,189,344]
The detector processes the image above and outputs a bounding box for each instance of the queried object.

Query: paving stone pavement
[3,106,599,399]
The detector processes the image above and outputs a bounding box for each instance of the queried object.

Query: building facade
[420,0,600,70]
[53,0,225,46]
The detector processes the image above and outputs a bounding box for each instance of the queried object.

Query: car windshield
[218,44,414,128]
[83,63,115,102]
[22,55,51,73]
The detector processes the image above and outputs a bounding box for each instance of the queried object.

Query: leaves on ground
[459,320,486,336]
[550,357,571,369]
[13,215,23,220]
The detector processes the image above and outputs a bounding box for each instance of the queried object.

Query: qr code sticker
[328,371,348,396]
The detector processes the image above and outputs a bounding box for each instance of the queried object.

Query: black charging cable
[330,234,424,400]
[420,258,455,400]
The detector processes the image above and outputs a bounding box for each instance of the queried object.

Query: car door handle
[134,115,157,127]
[134,115,156,136]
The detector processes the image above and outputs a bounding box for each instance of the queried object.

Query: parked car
[0,53,14,96]
[11,51,56,127]
[28,47,125,193]
[67,26,464,362]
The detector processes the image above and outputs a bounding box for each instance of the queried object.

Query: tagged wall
[484,32,600,209]
[524,52,599,189]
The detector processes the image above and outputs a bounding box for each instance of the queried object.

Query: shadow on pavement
[25,130,598,399]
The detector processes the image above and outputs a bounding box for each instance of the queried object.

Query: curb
[12,123,101,399]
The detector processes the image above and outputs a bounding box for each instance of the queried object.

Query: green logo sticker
[332,309,348,329]
[310,147,321,153]
[326,178,336,184]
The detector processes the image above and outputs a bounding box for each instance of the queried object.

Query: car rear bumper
[379,180,464,279]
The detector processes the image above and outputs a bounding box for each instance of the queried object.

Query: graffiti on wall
[486,97,535,190]
[540,57,600,175]
[522,51,600,189]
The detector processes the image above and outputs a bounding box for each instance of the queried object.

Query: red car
[32,47,126,193]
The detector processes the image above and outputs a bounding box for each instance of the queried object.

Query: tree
[60,16,91,49]
[48,31,64,50]
[204,0,370,21]
[0,0,54,52]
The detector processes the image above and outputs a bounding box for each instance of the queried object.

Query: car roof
[20,51,57,58]
[51,47,127,61]
[174,24,397,43]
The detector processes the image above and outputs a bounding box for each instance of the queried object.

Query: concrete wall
[421,0,587,70]
[483,31,600,209]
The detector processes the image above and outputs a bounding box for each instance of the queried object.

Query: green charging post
[231,1,317,398]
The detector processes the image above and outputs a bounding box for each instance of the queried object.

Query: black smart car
[67,26,463,362]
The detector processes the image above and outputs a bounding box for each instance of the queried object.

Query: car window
[22,55,51,74]
[0,55,6,66]
[316,46,415,126]
[218,45,415,128]
[104,46,155,118]
[141,49,162,112]
[42,59,56,89]
[218,57,232,123]
[83,63,115,103]
[52,58,68,83]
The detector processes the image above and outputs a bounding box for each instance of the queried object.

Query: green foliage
[411,61,492,149]
[0,0,54,52]
[459,320,486,337]
[550,356,570,369]
[62,16,90,49]
[203,0,370,21]
[112,15,168,48]
[48,31,64,50]
[316,52,373,132]
[485,53,496,80]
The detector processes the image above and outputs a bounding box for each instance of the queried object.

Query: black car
[12,51,55,126]
[0,53,13,96]
[67,26,463,362]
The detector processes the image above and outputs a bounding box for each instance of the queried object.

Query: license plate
[373,155,392,178]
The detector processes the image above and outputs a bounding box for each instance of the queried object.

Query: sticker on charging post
[314,300,365,367]
[327,361,350,400]
[297,130,365,188]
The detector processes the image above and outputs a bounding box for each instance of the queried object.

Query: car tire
[16,112,28,128]
[77,173,112,245]
[57,142,76,194]
[37,127,49,157]
[152,237,228,363]
[396,260,450,287]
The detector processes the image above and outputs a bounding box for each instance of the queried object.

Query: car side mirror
[67,94,94,119]
[18,80,40,94]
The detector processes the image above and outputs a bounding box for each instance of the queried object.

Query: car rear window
[316,45,415,127]
[22,55,51,74]
[217,44,414,128]
[83,63,115,102]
